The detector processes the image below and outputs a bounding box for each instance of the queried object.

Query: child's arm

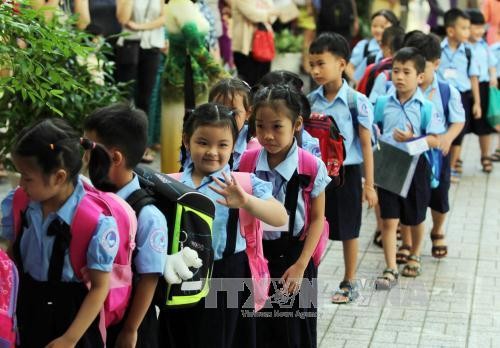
[115,275,159,348]
[46,270,110,348]
[439,123,464,155]
[470,76,482,119]
[359,125,377,207]
[282,192,325,294]
[210,172,288,227]
[489,66,498,88]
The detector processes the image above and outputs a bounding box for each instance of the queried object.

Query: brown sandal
[431,234,448,259]
[481,157,493,173]
[396,245,411,264]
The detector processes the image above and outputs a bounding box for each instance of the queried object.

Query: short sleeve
[350,39,368,67]
[448,85,466,124]
[1,189,16,242]
[369,72,389,104]
[301,130,322,158]
[87,215,120,272]
[134,205,169,274]
[310,159,331,198]
[426,103,447,135]
[356,92,374,130]
[250,174,273,200]
[488,46,498,68]
[468,48,480,77]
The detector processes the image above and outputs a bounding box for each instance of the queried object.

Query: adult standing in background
[231,0,279,86]
[115,0,166,163]
[482,0,500,44]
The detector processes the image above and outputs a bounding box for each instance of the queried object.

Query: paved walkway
[317,134,500,347]
[1,135,498,347]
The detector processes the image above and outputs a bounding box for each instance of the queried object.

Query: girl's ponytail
[80,138,117,192]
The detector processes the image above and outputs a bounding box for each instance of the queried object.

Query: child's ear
[54,169,68,186]
[182,134,190,151]
[417,71,425,84]
[294,115,304,132]
[110,150,124,167]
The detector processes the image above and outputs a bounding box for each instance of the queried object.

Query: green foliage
[0,2,125,167]
[274,29,304,54]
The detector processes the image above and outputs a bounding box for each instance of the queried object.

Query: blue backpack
[374,96,442,189]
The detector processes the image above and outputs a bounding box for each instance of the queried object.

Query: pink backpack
[0,249,18,348]
[168,172,270,311]
[239,148,329,267]
[12,182,137,342]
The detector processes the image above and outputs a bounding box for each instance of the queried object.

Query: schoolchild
[438,9,481,181]
[346,9,399,84]
[0,118,119,347]
[374,48,445,287]
[245,84,330,347]
[465,8,498,173]
[254,70,321,157]
[368,25,406,103]
[159,102,288,348]
[307,32,377,304]
[397,33,465,263]
[83,104,168,348]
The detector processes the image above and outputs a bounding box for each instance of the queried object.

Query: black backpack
[128,165,216,309]
[317,0,354,34]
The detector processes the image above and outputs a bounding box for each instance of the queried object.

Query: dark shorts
[378,157,431,226]
[470,82,497,136]
[453,91,472,145]
[325,164,362,241]
[429,154,451,214]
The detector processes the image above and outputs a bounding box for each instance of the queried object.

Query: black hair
[404,32,442,61]
[381,26,405,53]
[444,8,470,28]
[393,47,426,73]
[208,78,251,114]
[250,85,303,143]
[13,118,110,188]
[183,102,238,147]
[465,8,485,25]
[371,9,400,27]
[83,103,148,169]
[309,32,351,61]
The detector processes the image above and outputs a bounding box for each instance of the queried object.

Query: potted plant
[0,1,125,173]
[272,29,304,74]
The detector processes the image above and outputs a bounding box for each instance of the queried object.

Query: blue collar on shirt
[423,73,440,95]
[389,86,426,106]
[28,178,86,225]
[181,163,231,189]
[309,79,350,105]
[255,140,298,181]
[116,174,141,200]
[441,38,468,53]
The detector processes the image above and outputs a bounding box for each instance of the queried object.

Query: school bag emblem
[0,249,18,348]
[12,182,137,342]
[130,165,215,308]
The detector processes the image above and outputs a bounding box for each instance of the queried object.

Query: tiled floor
[1,134,498,347]
[317,135,500,348]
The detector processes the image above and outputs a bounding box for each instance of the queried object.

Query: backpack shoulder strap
[420,99,434,133]
[126,189,156,217]
[464,45,472,74]
[374,95,389,125]
[297,148,319,238]
[437,81,451,122]
[347,87,359,129]
[238,148,261,173]
[363,39,370,58]
[12,188,29,237]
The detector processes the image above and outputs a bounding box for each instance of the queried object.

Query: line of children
[1,119,120,347]
[83,104,169,348]
[159,103,288,348]
[437,8,482,181]
[307,32,377,304]
[374,47,446,286]
[346,9,399,85]
[397,32,465,263]
[246,85,330,347]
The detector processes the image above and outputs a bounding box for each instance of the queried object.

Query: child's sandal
[375,268,399,290]
[491,149,500,162]
[331,280,359,304]
[401,255,422,278]
[431,234,448,259]
[481,156,493,173]
[396,245,411,264]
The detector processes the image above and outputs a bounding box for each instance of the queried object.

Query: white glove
[163,247,203,285]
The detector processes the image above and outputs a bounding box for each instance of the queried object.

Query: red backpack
[239,148,330,267]
[12,182,137,342]
[357,57,392,97]
[0,249,18,348]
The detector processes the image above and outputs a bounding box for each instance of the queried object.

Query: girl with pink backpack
[0,118,136,347]
[159,103,288,348]
[240,85,331,348]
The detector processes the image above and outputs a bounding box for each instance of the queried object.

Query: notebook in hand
[374,139,420,198]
